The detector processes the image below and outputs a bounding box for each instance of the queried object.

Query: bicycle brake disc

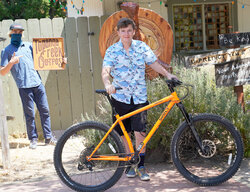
[198,140,216,158]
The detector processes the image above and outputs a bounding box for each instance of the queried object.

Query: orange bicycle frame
[87,92,181,162]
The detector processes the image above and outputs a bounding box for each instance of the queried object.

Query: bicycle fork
[176,102,205,153]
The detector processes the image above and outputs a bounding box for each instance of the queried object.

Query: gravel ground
[0,138,249,191]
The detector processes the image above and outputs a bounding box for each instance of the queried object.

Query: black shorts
[112,97,149,136]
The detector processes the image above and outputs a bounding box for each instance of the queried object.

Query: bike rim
[58,126,124,188]
[176,119,240,181]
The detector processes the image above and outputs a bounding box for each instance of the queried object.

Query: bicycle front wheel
[171,113,244,186]
[54,121,125,192]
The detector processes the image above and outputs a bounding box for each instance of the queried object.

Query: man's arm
[149,61,178,80]
[101,66,115,94]
[0,52,23,76]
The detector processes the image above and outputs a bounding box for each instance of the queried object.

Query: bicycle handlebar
[95,87,122,95]
[166,78,183,93]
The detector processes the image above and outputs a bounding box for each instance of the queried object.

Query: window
[173,3,230,51]
[205,4,230,49]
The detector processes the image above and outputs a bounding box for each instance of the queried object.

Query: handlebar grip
[95,87,122,94]
[166,79,182,87]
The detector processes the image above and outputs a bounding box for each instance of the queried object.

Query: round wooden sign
[99,8,173,79]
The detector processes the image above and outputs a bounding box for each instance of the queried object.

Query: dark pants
[112,97,148,136]
[19,83,52,140]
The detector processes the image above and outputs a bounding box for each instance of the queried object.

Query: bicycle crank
[198,140,216,158]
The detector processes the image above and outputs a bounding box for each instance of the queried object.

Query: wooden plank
[77,17,95,115]
[185,46,250,67]
[103,0,117,15]
[52,17,73,130]
[1,20,26,134]
[11,19,28,133]
[0,21,4,53]
[26,19,43,135]
[0,79,10,169]
[65,17,83,123]
[89,16,104,113]
[1,20,12,47]
[40,18,61,131]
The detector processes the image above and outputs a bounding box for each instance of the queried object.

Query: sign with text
[219,32,250,47]
[185,46,250,67]
[33,38,65,70]
[215,58,250,87]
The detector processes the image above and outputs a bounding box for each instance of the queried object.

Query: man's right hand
[10,52,23,65]
[105,84,116,95]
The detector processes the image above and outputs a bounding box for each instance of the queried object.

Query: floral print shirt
[103,39,157,104]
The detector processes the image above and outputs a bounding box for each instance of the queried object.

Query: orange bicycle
[54,79,244,192]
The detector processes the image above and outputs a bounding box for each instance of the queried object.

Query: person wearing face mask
[0,23,65,149]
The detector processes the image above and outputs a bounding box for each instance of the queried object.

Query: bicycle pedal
[125,166,131,174]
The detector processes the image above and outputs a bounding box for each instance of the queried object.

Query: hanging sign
[185,46,250,67]
[219,32,250,47]
[32,38,65,70]
[215,58,250,87]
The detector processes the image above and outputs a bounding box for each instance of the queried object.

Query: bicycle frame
[87,91,181,162]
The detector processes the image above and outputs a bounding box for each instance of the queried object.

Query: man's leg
[33,84,52,140]
[19,88,38,140]
[19,88,38,149]
[121,133,131,153]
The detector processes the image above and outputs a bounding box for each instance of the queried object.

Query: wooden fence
[0,17,106,135]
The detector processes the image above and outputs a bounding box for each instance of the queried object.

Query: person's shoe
[45,136,57,145]
[29,139,37,149]
[126,167,137,178]
[137,166,150,181]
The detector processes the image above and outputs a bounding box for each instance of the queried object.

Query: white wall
[67,0,103,17]
[237,0,250,32]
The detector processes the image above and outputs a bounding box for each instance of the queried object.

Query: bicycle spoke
[54,122,126,191]
[172,114,243,186]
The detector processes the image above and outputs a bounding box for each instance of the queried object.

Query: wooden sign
[215,58,250,87]
[185,46,250,67]
[33,38,65,70]
[219,32,250,47]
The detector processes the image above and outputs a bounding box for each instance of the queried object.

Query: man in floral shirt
[102,18,177,181]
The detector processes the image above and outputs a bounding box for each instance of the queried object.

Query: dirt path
[0,139,249,191]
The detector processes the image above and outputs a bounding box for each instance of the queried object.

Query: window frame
[172,2,232,52]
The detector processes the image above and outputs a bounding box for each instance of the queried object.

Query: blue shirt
[103,40,157,104]
[1,42,41,88]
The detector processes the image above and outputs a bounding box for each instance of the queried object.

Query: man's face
[117,24,135,44]
[10,29,23,36]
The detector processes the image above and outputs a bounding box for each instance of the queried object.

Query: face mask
[11,34,22,47]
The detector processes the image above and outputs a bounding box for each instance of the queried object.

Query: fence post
[0,79,10,169]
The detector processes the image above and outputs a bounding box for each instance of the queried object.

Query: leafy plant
[82,65,250,159]
[0,0,66,21]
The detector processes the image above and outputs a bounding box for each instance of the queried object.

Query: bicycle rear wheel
[54,121,125,192]
[171,113,244,186]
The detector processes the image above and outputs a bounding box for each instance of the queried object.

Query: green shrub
[83,65,250,159]
[147,66,249,158]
